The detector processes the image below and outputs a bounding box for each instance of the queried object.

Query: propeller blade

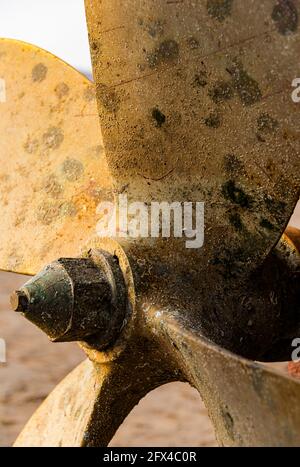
[0,39,111,275]
[86,0,300,277]
[14,343,176,447]
[155,312,300,447]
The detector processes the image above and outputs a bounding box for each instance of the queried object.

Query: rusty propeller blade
[85,0,300,279]
[154,311,300,447]
[14,340,178,447]
[0,39,111,275]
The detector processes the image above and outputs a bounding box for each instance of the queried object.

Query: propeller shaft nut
[10,251,127,350]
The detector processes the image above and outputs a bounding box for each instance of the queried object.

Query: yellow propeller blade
[0,39,112,275]
[86,0,300,278]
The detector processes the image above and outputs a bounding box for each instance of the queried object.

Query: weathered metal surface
[152,311,300,447]
[14,343,180,447]
[84,0,300,359]
[0,39,111,276]
[11,253,127,347]
[12,233,300,447]
[3,2,300,449]
[85,0,300,277]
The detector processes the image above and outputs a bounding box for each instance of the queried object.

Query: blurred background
[0,0,92,77]
[0,0,299,448]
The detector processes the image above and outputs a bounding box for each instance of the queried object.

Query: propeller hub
[10,250,127,350]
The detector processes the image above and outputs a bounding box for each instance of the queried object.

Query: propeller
[1,0,300,447]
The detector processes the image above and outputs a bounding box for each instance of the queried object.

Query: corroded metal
[0,39,111,275]
[12,233,300,447]
[153,311,300,447]
[14,343,179,447]
[1,1,300,449]
[11,252,127,347]
[85,0,300,359]
[85,0,300,277]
